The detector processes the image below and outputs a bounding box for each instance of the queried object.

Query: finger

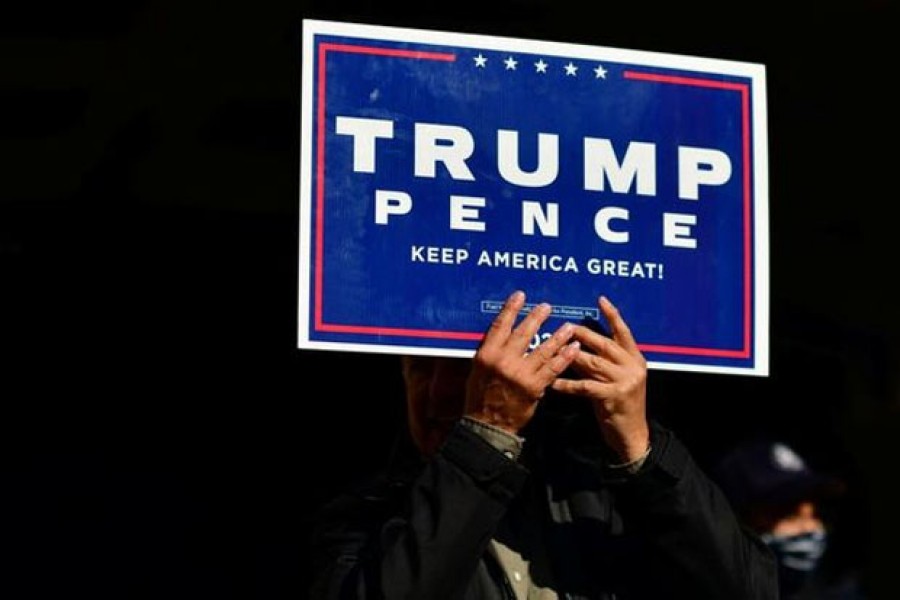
[550,375,608,397]
[566,347,616,382]
[528,322,576,372]
[506,302,552,355]
[535,338,581,383]
[599,296,640,355]
[481,290,526,351]
[569,324,625,364]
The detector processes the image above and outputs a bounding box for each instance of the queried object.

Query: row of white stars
[472,52,608,79]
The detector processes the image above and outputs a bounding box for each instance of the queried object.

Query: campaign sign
[298,19,769,376]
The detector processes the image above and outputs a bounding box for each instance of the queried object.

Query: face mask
[761,529,828,594]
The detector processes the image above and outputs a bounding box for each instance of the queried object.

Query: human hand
[464,290,580,435]
[550,296,650,463]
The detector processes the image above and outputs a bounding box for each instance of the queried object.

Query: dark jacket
[309,401,778,599]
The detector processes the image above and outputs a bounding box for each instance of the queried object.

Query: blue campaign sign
[298,19,769,376]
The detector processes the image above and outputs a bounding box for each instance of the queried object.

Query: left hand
[550,296,650,463]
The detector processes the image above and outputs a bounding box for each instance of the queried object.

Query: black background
[3,1,898,598]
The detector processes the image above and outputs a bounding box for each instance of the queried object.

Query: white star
[474,53,487,68]
[593,64,608,79]
[564,62,578,76]
[504,56,518,70]
[534,59,548,74]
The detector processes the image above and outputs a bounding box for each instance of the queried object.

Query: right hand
[463,290,580,435]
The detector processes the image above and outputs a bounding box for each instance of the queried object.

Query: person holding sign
[308,291,778,599]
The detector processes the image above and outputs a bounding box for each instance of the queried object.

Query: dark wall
[3,1,898,598]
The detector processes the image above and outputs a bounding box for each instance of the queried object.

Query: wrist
[459,416,525,460]
[603,423,651,465]
[608,442,652,474]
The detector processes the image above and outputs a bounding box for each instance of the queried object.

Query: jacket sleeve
[612,422,780,600]
[308,423,528,600]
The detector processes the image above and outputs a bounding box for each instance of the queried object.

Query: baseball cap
[713,439,845,512]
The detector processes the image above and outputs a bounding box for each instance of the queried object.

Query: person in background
[713,438,862,599]
[309,290,778,599]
